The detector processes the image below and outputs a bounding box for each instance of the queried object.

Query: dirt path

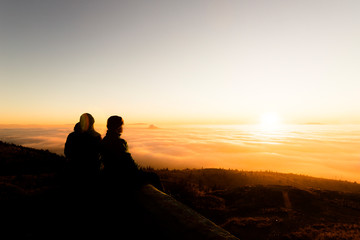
[282,191,292,210]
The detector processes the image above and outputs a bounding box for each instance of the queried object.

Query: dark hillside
[0,141,65,175]
[155,169,360,240]
[0,141,359,239]
[0,141,175,239]
[155,168,360,193]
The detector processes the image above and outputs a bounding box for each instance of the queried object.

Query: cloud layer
[125,125,360,182]
[0,124,359,182]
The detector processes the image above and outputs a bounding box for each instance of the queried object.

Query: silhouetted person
[101,115,163,191]
[64,113,102,183]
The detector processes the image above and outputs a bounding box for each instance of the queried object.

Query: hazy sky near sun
[1,0,360,125]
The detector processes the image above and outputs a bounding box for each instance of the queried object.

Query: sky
[1,0,360,125]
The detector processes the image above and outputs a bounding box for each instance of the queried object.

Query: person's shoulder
[87,130,101,139]
[102,135,124,144]
[66,131,78,140]
[118,137,128,144]
[118,138,129,152]
[118,137,126,142]
[94,131,101,139]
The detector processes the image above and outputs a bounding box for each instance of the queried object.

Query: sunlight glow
[259,112,282,130]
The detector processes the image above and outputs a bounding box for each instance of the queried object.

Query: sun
[259,112,282,130]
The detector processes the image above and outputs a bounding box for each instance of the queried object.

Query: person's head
[79,113,95,132]
[107,115,124,135]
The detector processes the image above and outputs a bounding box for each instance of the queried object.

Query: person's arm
[121,140,139,171]
[64,134,73,159]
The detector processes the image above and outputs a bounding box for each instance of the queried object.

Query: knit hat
[107,115,124,130]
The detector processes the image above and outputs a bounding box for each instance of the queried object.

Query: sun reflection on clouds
[125,124,360,182]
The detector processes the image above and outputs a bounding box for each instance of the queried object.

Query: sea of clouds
[0,124,359,182]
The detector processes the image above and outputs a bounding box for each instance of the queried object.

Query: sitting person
[100,115,163,191]
[64,113,102,183]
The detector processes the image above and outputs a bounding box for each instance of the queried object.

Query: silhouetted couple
[64,113,162,191]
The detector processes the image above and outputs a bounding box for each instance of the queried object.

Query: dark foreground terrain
[155,169,360,240]
[1,141,360,239]
[0,141,174,239]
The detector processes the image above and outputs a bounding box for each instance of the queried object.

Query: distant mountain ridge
[155,168,360,194]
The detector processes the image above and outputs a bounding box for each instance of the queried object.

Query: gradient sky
[1,0,360,125]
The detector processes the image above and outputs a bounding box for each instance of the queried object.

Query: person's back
[100,115,163,191]
[64,113,102,180]
[100,116,139,185]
